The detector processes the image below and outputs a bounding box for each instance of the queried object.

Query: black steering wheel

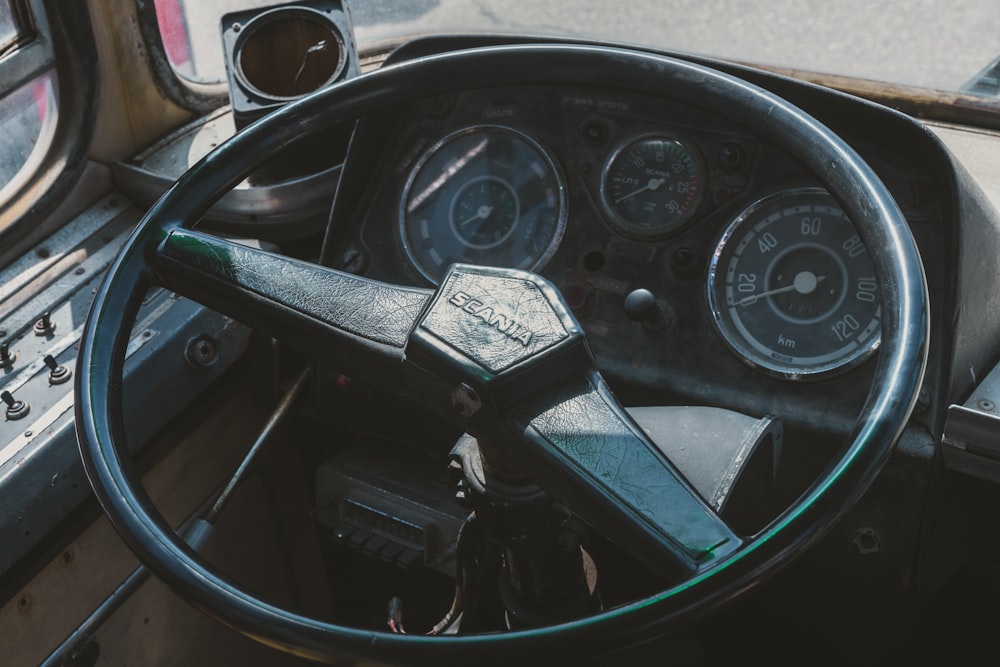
[76,44,927,665]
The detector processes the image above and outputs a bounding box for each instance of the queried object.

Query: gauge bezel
[599,132,706,240]
[399,124,567,285]
[706,187,882,381]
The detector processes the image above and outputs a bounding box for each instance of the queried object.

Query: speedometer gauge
[707,188,881,379]
[400,125,566,284]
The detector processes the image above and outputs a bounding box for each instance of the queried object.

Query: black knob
[624,288,673,331]
[624,288,659,323]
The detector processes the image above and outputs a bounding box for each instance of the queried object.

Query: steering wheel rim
[75,44,927,664]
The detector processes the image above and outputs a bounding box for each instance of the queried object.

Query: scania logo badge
[448,290,533,346]
[412,266,574,375]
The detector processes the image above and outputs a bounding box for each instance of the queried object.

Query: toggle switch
[34,311,55,336]
[1,390,29,420]
[43,354,72,385]
[0,342,14,369]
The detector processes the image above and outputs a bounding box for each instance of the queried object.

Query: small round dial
[707,188,881,379]
[601,134,705,238]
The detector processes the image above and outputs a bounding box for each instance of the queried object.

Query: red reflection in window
[155,0,192,69]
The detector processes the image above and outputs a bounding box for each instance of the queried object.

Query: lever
[0,342,14,369]
[43,354,72,385]
[34,311,55,335]
[2,389,30,420]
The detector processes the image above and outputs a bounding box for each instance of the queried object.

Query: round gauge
[400,126,566,284]
[601,133,705,238]
[450,176,519,249]
[707,188,881,379]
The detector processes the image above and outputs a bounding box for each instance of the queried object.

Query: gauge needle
[737,271,825,306]
[460,205,493,226]
[614,177,667,203]
[293,40,328,91]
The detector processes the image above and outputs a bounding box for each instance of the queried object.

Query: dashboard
[327,75,953,440]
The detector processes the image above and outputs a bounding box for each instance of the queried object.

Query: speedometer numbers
[600,134,705,238]
[708,188,881,379]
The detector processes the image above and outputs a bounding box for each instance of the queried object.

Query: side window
[0,71,57,200]
[0,0,63,235]
[0,0,58,194]
[152,0,278,85]
[0,1,19,48]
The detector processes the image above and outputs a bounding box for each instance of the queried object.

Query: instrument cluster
[348,84,884,402]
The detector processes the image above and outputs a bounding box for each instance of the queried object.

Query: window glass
[154,0,276,83]
[0,70,58,201]
[0,1,20,52]
[153,0,1000,97]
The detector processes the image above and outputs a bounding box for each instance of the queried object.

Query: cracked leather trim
[417,267,570,373]
[521,373,739,565]
[158,228,432,348]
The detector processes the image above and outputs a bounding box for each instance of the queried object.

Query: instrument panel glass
[600,133,705,239]
[707,188,882,379]
[399,125,566,284]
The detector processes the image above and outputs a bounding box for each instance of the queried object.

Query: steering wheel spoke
[153,227,432,374]
[511,372,743,578]
[404,263,740,577]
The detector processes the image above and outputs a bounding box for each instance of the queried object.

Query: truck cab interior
[3,1,1000,665]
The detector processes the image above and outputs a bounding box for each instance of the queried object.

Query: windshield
[158,0,1000,96]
